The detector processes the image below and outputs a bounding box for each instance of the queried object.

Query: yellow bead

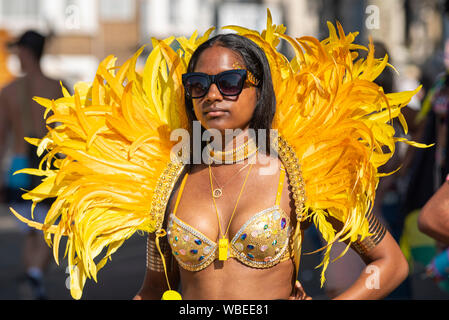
[161,290,182,300]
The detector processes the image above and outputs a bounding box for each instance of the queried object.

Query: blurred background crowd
[1,0,449,300]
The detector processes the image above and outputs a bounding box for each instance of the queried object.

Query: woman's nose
[204,83,223,101]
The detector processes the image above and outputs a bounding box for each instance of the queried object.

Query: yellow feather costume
[11,10,427,299]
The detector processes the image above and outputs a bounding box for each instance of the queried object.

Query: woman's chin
[203,117,232,132]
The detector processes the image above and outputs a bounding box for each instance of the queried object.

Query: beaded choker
[206,137,258,164]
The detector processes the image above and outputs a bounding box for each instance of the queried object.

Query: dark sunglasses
[182,69,259,99]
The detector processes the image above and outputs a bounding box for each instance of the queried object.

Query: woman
[134,33,408,300]
[11,13,418,300]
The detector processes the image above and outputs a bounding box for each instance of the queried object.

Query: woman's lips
[205,110,227,117]
[203,108,228,118]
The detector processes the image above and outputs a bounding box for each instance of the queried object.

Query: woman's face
[192,45,258,134]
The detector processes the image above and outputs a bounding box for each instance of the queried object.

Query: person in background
[0,30,62,299]
[418,175,449,291]
[419,181,449,244]
[405,38,449,293]
[417,40,449,288]
[403,39,449,223]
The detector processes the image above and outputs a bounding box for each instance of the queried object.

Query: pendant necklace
[208,162,253,261]
[210,162,251,198]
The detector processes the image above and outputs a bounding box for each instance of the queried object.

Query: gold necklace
[206,137,258,164]
[208,162,253,261]
[210,163,251,198]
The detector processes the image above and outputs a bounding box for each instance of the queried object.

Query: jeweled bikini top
[167,165,293,272]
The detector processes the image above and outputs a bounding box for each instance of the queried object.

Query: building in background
[0,0,446,90]
[0,0,137,87]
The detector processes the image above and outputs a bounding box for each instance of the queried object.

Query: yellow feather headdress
[11,9,427,299]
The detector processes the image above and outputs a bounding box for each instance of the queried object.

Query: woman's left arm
[333,230,409,300]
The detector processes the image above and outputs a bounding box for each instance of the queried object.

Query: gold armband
[352,210,387,255]
[146,235,173,272]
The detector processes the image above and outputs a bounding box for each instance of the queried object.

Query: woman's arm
[134,233,180,300]
[325,215,408,300]
[418,181,449,244]
[333,231,409,300]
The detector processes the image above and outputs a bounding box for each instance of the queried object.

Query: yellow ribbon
[155,228,182,300]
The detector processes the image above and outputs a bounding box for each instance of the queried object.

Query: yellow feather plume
[11,9,428,298]
[10,36,195,299]
[227,9,429,285]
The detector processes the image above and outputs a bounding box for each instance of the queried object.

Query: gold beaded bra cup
[166,164,292,271]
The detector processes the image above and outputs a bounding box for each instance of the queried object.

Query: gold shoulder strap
[150,161,185,230]
[276,135,306,281]
[173,172,189,216]
[275,164,286,206]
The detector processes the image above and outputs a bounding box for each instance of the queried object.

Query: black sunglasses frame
[182,69,249,99]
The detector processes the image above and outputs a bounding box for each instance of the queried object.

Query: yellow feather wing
[227,10,429,286]
[10,36,196,299]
